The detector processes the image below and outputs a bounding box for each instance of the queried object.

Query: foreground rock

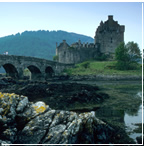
[0,92,116,144]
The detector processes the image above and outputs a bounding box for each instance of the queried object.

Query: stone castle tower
[56,15,125,64]
[94,15,125,54]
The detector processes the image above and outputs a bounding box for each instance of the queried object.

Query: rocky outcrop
[0,81,109,111]
[0,92,114,144]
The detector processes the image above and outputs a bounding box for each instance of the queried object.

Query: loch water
[75,80,142,143]
[124,92,142,143]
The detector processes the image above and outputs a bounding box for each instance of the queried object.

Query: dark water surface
[73,80,142,143]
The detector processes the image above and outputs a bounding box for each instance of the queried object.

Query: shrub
[53,55,59,61]
[81,61,90,69]
[94,54,108,61]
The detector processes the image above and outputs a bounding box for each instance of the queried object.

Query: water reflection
[95,107,124,123]
[124,92,142,143]
[95,91,142,143]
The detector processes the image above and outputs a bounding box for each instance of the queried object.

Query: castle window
[64,51,66,55]
[111,38,113,43]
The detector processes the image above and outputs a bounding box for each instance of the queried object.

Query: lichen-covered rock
[0,92,114,144]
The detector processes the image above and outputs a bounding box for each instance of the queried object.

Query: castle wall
[58,47,98,64]
[58,48,81,64]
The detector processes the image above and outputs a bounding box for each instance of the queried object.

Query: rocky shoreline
[68,74,142,81]
[0,77,109,111]
[0,77,141,144]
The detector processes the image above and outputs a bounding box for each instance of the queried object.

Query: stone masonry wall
[58,47,98,64]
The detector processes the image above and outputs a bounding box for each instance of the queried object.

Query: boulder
[0,92,114,144]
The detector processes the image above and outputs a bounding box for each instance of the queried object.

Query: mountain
[0,30,94,60]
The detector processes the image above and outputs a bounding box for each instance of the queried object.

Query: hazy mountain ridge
[0,30,94,60]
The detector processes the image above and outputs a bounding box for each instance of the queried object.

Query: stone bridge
[0,55,73,80]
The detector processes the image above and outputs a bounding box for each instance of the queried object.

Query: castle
[56,15,125,64]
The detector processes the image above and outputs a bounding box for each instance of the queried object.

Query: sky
[0,2,143,50]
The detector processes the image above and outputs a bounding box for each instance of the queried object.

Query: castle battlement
[71,40,96,49]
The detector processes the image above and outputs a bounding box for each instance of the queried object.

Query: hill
[0,30,94,60]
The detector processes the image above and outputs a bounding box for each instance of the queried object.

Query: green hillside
[0,30,94,60]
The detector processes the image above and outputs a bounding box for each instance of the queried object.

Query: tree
[115,42,141,70]
[126,41,141,63]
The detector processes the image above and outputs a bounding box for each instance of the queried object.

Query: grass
[63,61,142,76]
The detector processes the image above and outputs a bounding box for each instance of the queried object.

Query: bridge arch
[45,66,54,79]
[26,65,42,80]
[2,63,19,78]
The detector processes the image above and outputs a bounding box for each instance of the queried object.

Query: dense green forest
[0,30,94,60]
